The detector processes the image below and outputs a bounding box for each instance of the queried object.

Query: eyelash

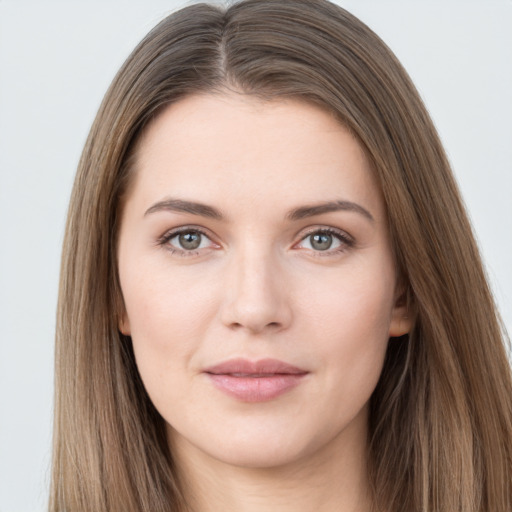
[156,226,355,258]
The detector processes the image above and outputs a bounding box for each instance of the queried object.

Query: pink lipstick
[203,358,308,402]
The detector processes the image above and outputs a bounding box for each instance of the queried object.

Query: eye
[158,227,216,256]
[296,228,353,255]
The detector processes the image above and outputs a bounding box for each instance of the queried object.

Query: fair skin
[117,93,411,512]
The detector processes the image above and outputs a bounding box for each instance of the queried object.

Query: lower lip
[206,373,306,402]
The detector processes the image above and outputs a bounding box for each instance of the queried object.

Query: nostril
[227,320,282,333]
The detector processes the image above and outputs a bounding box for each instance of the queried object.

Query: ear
[388,285,413,337]
[118,311,131,336]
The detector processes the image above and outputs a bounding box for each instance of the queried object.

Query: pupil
[311,233,332,251]
[179,232,201,250]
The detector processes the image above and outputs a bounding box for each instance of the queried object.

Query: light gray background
[1,1,511,511]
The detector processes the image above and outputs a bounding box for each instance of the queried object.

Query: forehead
[127,93,384,220]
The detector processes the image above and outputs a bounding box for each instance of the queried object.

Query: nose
[219,246,292,334]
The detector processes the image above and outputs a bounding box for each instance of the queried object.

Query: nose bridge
[221,239,291,333]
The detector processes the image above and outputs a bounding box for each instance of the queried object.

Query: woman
[50,1,512,511]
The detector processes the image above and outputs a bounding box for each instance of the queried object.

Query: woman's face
[117,93,409,469]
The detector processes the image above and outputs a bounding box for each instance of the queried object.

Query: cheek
[120,267,223,416]
[122,257,220,336]
[298,264,395,393]
[299,259,395,339]
[119,255,210,355]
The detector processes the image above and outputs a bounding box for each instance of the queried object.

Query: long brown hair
[50,1,512,510]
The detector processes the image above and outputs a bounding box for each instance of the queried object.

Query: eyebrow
[144,198,374,223]
[145,198,223,219]
[286,200,374,222]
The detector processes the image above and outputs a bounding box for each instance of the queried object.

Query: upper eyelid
[160,224,351,237]
[161,225,214,240]
[296,225,353,242]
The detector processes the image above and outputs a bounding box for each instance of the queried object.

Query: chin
[167,409,365,473]
[214,440,311,470]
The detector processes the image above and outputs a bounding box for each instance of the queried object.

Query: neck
[170,419,372,512]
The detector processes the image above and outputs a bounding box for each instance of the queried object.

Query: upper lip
[203,358,308,376]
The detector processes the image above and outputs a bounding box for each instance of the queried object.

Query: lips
[203,358,308,402]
